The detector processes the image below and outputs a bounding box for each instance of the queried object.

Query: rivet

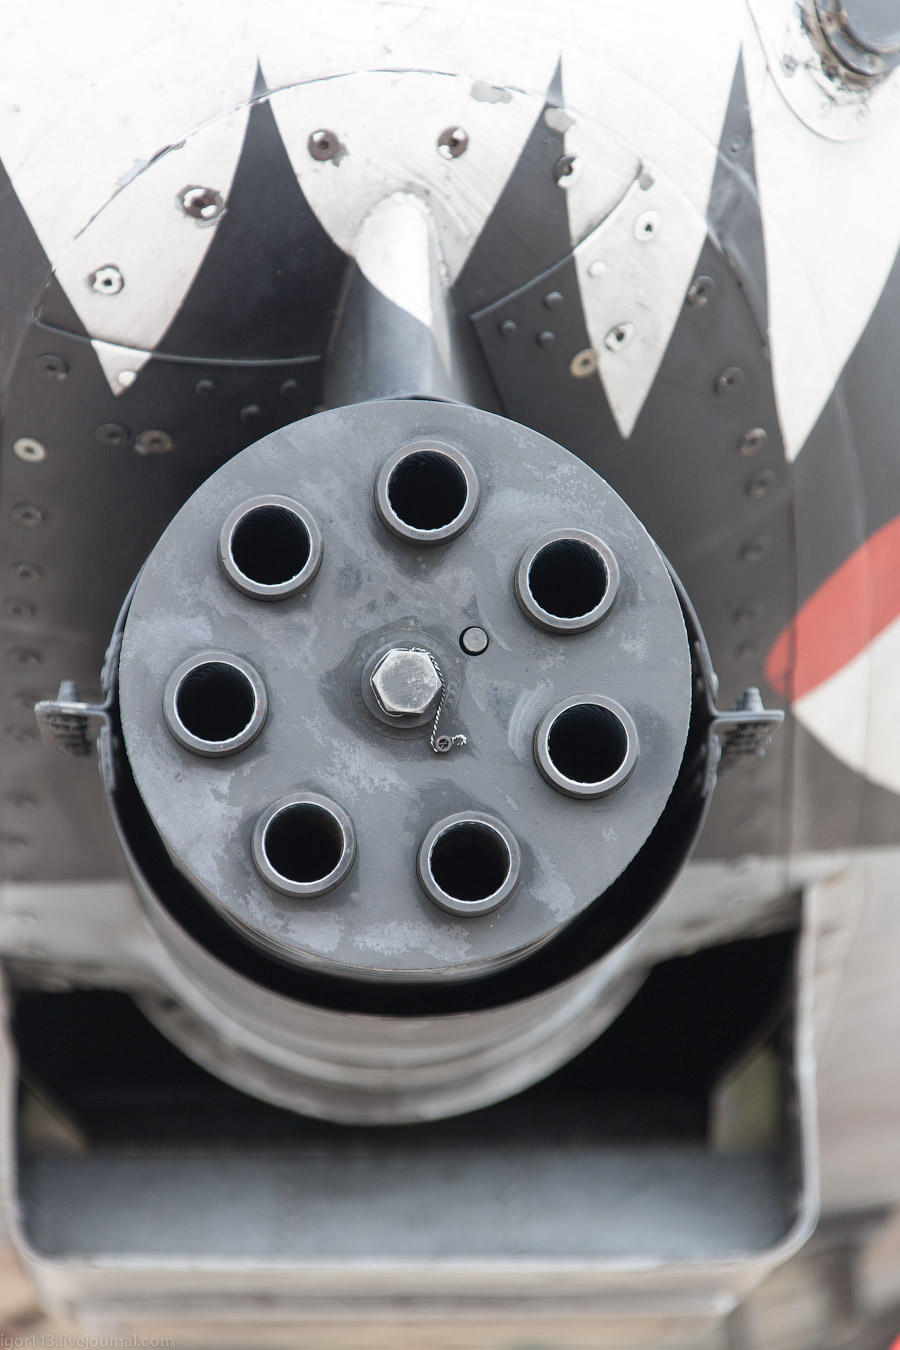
[195,378,216,397]
[535,330,556,348]
[88,265,124,295]
[604,322,634,352]
[716,366,745,394]
[437,126,469,159]
[729,137,744,155]
[738,427,767,456]
[499,319,518,338]
[11,503,46,527]
[96,422,129,447]
[587,259,606,279]
[12,437,47,463]
[6,792,37,811]
[240,404,262,422]
[279,378,299,397]
[9,689,43,710]
[569,347,598,378]
[732,605,761,625]
[553,153,578,185]
[736,639,759,658]
[10,561,41,583]
[2,598,36,620]
[308,129,342,162]
[740,536,770,564]
[687,276,714,307]
[634,209,661,240]
[747,469,776,500]
[5,725,37,745]
[6,647,42,667]
[0,834,29,852]
[135,429,174,455]
[117,369,137,389]
[179,185,224,221]
[34,353,68,380]
[543,290,564,310]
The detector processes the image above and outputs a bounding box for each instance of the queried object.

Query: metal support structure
[322,194,495,408]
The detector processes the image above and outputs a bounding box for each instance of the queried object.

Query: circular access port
[417,812,521,917]
[163,651,267,757]
[515,529,619,633]
[534,696,638,799]
[375,444,479,545]
[252,792,356,898]
[218,494,323,599]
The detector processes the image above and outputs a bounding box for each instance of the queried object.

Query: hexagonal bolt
[371,648,442,719]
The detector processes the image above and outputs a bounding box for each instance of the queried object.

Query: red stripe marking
[765,514,900,701]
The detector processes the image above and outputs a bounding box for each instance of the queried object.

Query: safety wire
[411,649,467,754]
